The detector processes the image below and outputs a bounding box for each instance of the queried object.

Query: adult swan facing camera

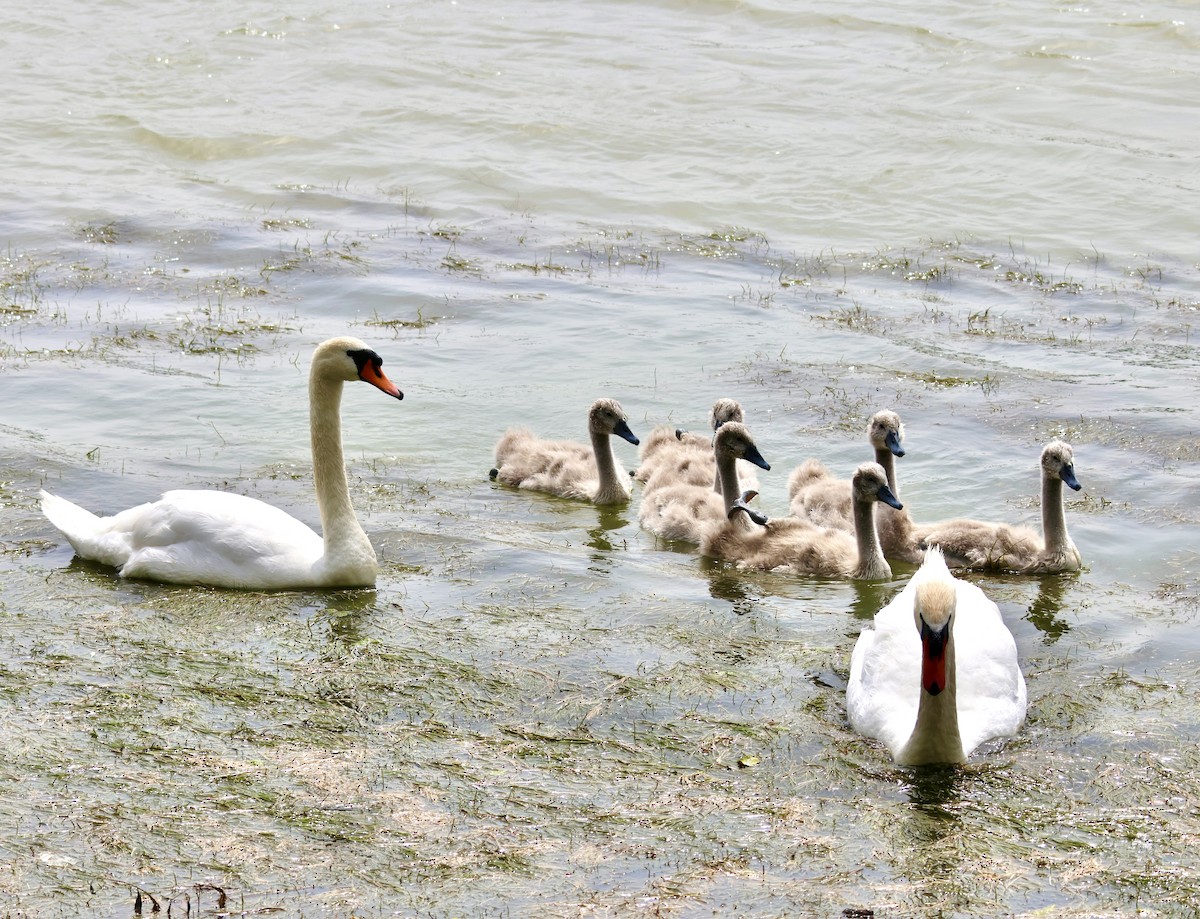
[846,547,1027,765]
[40,336,404,590]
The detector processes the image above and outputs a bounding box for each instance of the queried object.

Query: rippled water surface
[2,0,1200,916]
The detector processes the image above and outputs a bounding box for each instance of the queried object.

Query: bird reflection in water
[585,504,630,573]
[1025,572,1074,642]
[700,557,760,616]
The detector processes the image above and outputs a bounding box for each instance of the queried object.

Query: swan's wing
[846,586,923,756]
[119,490,323,586]
[952,581,1028,753]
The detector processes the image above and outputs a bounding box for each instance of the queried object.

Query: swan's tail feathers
[39,490,132,568]
[40,489,100,535]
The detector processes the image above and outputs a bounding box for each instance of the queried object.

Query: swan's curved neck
[898,635,964,765]
[590,428,625,503]
[1041,474,1070,554]
[310,374,372,562]
[852,496,891,580]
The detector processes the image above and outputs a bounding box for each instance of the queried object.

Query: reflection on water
[1026,574,1075,643]
[586,505,631,572]
[896,764,971,913]
[315,589,380,647]
[904,763,966,812]
[699,556,760,616]
[846,575,907,623]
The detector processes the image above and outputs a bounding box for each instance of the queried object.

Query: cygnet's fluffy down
[915,440,1082,574]
[639,421,770,543]
[703,462,901,580]
[635,398,759,496]
[491,398,640,505]
[787,410,919,563]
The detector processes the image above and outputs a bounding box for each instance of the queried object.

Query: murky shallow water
[3,210,1200,916]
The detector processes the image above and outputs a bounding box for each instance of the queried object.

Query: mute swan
[636,398,758,495]
[490,398,640,505]
[914,440,1082,573]
[639,421,770,543]
[702,462,901,580]
[846,547,1027,765]
[788,410,919,563]
[40,336,404,590]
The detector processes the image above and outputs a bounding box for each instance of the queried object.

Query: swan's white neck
[852,495,891,580]
[310,373,375,579]
[590,427,627,504]
[898,631,965,765]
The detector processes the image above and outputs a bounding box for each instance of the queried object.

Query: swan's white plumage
[914,440,1082,573]
[847,548,1027,764]
[491,398,639,505]
[40,336,403,590]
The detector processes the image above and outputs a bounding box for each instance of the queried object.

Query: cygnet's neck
[852,495,891,580]
[1041,473,1072,555]
[310,374,374,571]
[898,636,964,765]
[590,427,628,504]
[874,445,899,496]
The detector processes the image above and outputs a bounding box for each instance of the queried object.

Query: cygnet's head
[852,462,903,510]
[1041,440,1081,491]
[868,410,905,457]
[709,398,746,432]
[589,398,640,445]
[713,422,770,471]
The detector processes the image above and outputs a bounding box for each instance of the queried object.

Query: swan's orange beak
[920,618,948,696]
[359,359,404,400]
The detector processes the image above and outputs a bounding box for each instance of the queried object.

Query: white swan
[639,421,770,543]
[490,398,640,504]
[787,410,919,563]
[847,547,1027,765]
[914,440,1082,573]
[40,336,404,590]
[702,462,901,580]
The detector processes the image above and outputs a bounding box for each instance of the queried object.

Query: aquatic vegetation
[4,214,1200,917]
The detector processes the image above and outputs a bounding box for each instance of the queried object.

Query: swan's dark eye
[347,348,381,377]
